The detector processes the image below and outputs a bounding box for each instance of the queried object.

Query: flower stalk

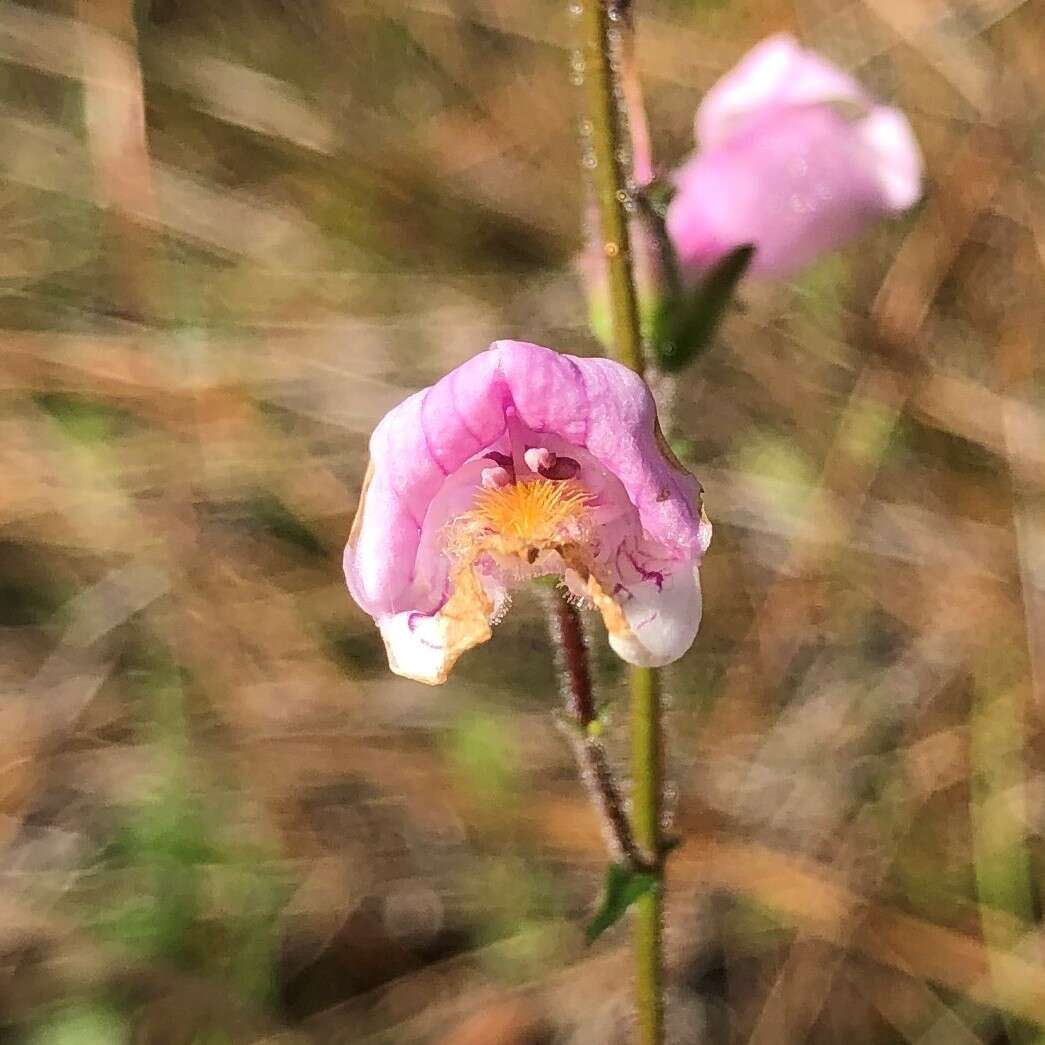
[578,0,665,1040]
[551,592,651,872]
[628,662,664,1044]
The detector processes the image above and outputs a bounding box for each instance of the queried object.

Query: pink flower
[666,35,923,280]
[344,341,711,685]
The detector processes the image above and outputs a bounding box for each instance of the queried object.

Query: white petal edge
[379,612,455,685]
[857,105,924,212]
[607,564,703,668]
[377,565,496,685]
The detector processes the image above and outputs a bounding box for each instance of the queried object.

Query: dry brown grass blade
[691,840,1045,1029]
[858,0,1008,112]
[850,961,984,1044]
[525,787,1045,1027]
[0,109,320,264]
[76,0,161,320]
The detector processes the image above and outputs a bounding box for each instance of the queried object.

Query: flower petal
[378,612,455,686]
[856,104,924,212]
[588,560,703,668]
[377,566,494,685]
[346,343,707,616]
[668,35,923,281]
[566,352,705,555]
[697,34,868,148]
[499,340,591,446]
[669,106,891,279]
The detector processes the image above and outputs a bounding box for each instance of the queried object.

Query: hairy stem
[580,0,644,375]
[578,1,665,1042]
[551,593,650,871]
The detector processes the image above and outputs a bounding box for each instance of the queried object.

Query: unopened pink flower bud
[666,35,923,280]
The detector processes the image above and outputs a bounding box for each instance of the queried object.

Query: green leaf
[586,863,658,944]
[34,393,139,445]
[27,1003,130,1045]
[654,243,755,372]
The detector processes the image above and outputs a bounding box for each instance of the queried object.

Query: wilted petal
[378,567,494,685]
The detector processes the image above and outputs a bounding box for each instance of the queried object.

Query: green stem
[970,648,1036,1044]
[630,664,664,1045]
[578,2,664,1042]
[580,0,644,376]
[629,667,661,857]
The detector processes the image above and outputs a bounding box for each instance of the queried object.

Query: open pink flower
[344,341,711,685]
[666,34,923,280]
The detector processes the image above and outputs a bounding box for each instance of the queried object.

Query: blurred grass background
[1,0,1044,1042]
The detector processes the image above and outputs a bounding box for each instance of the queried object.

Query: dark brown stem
[551,591,652,872]
[556,589,597,726]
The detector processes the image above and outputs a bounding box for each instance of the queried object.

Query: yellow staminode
[471,477,591,545]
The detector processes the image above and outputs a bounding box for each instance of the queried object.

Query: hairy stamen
[480,465,512,490]
[524,447,556,473]
[471,477,591,542]
[523,446,582,481]
[485,450,515,473]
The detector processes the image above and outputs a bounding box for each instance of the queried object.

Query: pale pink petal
[346,470,420,616]
[499,340,590,446]
[697,34,868,149]
[344,341,709,682]
[857,105,924,212]
[669,106,894,279]
[570,353,704,554]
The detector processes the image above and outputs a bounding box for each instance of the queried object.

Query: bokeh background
[2,0,1044,1042]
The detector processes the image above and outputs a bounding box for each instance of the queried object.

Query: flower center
[472,477,591,543]
[447,476,593,570]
